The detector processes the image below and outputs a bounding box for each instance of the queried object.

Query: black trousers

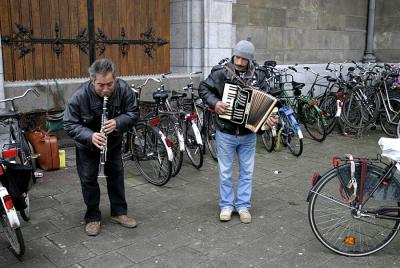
[76,143,127,223]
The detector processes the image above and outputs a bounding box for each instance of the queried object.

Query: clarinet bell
[97,164,107,179]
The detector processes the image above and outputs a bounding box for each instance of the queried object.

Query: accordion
[219,83,277,132]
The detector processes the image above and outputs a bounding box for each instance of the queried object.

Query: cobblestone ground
[1,129,400,267]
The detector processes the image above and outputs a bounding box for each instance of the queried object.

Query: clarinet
[97,96,108,179]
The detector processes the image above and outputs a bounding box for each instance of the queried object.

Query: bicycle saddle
[292,81,305,89]
[0,109,19,121]
[170,91,187,100]
[152,90,169,103]
[326,76,337,82]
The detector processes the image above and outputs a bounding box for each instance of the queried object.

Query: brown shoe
[111,215,137,228]
[85,221,101,236]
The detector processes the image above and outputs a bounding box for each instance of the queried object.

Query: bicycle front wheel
[318,93,338,135]
[185,122,203,169]
[308,162,400,256]
[379,98,400,138]
[261,129,275,152]
[0,212,25,258]
[299,101,327,142]
[206,112,218,161]
[159,115,184,177]
[341,87,380,129]
[281,113,303,157]
[131,123,172,186]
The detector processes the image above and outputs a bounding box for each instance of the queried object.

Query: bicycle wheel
[159,115,184,177]
[318,93,338,134]
[300,102,327,142]
[184,121,203,169]
[281,113,303,157]
[121,131,132,165]
[0,211,25,258]
[379,98,400,138]
[206,112,218,161]
[261,128,275,152]
[308,162,400,256]
[341,87,380,129]
[131,123,172,186]
[19,193,30,222]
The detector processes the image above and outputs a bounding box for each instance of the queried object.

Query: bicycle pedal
[30,153,40,159]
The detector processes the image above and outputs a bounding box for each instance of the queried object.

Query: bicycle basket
[336,162,400,201]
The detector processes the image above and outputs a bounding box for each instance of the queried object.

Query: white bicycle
[0,147,25,258]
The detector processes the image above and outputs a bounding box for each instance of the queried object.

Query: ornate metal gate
[0,0,170,81]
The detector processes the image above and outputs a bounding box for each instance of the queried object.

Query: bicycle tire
[206,112,218,161]
[0,212,25,258]
[379,98,400,138]
[318,93,338,135]
[300,102,327,142]
[184,121,203,169]
[308,162,400,257]
[261,129,275,152]
[281,112,303,157]
[131,123,172,186]
[159,115,184,177]
[341,86,380,129]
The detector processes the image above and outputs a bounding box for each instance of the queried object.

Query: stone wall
[233,0,370,64]
[375,0,400,62]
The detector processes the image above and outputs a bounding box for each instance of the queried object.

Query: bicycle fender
[177,129,185,151]
[335,99,342,117]
[157,129,174,162]
[306,167,338,202]
[191,122,203,145]
[297,129,304,139]
[0,187,20,228]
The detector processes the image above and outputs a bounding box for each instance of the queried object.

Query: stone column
[362,0,376,63]
[170,0,235,75]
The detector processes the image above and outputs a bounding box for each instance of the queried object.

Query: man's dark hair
[88,58,117,79]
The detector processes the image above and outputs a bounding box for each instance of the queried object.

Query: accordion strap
[223,64,255,87]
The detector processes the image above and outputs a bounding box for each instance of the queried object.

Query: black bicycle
[307,138,400,256]
[0,88,40,221]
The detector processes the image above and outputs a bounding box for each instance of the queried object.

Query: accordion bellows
[219,83,277,132]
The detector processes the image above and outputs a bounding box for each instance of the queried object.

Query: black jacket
[63,78,139,151]
[199,58,276,135]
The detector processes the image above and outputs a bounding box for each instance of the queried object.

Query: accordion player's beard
[235,64,247,72]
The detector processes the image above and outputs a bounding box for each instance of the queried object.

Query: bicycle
[122,78,174,186]
[168,71,204,169]
[340,63,400,137]
[0,146,27,258]
[268,65,328,142]
[307,137,400,256]
[0,88,40,221]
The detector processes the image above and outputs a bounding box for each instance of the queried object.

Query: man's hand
[92,132,107,149]
[215,101,227,115]
[104,119,117,134]
[264,114,279,129]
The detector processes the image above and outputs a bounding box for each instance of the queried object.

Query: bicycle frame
[308,159,400,221]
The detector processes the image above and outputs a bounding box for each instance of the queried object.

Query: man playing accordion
[199,40,279,223]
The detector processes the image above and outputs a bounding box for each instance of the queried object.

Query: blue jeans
[216,130,257,210]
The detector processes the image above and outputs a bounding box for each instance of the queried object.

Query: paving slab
[1,129,400,267]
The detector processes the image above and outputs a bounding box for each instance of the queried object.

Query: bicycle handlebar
[0,88,40,104]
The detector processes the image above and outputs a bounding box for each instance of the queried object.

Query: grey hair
[88,58,117,80]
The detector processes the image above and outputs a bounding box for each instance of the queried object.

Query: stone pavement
[1,129,400,268]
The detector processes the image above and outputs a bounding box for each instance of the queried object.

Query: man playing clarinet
[64,58,139,236]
